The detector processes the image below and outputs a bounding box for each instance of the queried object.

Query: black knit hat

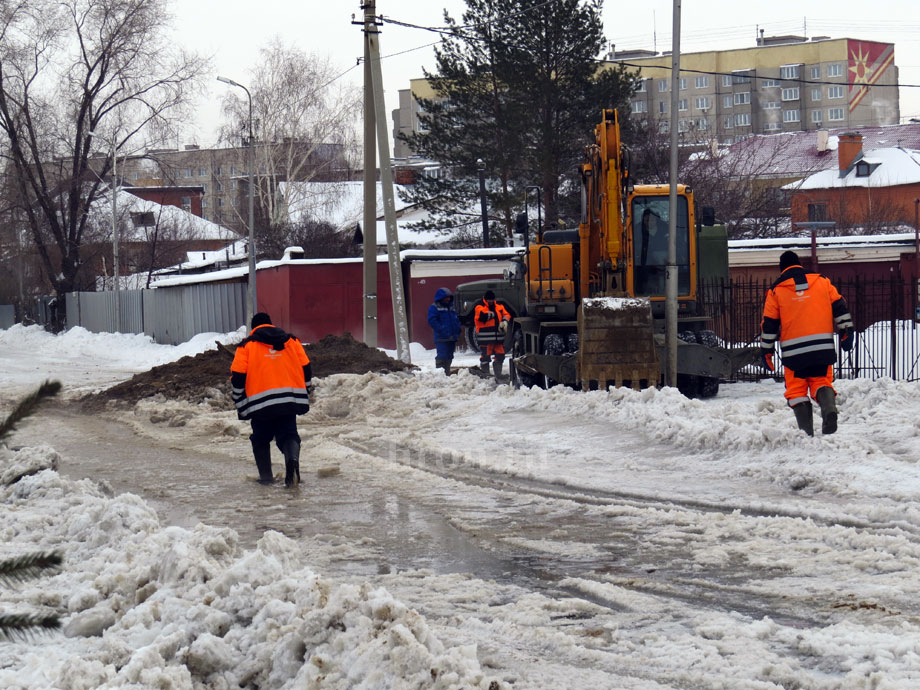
[779,251,800,272]
[250,312,272,329]
[484,290,496,300]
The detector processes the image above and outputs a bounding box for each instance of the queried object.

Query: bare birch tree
[219,39,360,252]
[0,0,207,327]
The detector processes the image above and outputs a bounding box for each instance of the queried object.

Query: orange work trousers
[784,365,834,407]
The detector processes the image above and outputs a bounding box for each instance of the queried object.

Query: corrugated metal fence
[702,276,920,382]
[66,283,246,345]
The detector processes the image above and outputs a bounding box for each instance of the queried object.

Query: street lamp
[88,129,121,332]
[477,158,489,248]
[217,75,257,324]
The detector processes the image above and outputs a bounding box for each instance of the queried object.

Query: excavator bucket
[577,297,660,391]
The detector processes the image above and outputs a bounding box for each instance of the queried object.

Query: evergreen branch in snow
[0,613,61,641]
[0,551,63,587]
[0,380,62,441]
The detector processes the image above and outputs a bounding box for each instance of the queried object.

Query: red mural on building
[847,40,894,112]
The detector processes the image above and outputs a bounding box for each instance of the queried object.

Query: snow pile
[0,445,488,689]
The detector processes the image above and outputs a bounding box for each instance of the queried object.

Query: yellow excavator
[459,109,748,396]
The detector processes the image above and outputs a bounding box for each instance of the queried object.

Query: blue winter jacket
[427,287,461,343]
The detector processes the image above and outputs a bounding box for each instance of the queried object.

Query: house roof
[783,147,920,190]
[716,124,920,179]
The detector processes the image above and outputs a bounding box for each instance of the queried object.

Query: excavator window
[631,196,691,296]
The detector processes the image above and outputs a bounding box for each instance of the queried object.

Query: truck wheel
[509,327,538,389]
[464,324,478,353]
[695,330,720,398]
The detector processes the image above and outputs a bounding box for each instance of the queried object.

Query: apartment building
[111,142,348,234]
[392,36,899,155]
[618,36,898,144]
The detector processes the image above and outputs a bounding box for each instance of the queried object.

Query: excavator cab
[626,188,695,299]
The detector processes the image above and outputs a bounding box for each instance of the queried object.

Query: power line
[614,60,919,90]
[379,0,562,37]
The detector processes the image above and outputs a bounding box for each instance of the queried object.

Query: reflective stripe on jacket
[473,300,510,344]
[230,324,311,420]
[761,265,853,374]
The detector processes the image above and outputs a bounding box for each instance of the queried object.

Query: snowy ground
[2,325,920,688]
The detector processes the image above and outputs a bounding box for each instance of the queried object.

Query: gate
[701,276,920,382]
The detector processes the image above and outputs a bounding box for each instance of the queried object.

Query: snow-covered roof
[712,123,920,179]
[279,180,461,247]
[783,147,920,191]
[91,187,237,242]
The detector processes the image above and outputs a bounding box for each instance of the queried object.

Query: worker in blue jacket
[427,287,461,374]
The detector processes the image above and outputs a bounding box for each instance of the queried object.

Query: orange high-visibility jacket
[761,265,853,374]
[474,300,510,344]
[230,324,311,420]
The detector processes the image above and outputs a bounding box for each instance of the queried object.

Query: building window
[761,79,780,88]
[202,199,209,208]
[695,96,710,110]
[783,109,800,123]
[181,168,192,178]
[659,101,668,114]
[132,172,141,181]
[198,168,207,176]
[201,183,207,193]
[723,116,733,129]
[217,198,224,207]
[678,99,687,111]
[812,110,823,123]
[780,64,800,80]
[856,162,875,177]
[695,75,708,88]
[696,118,709,130]
[808,203,828,222]
[230,166,238,175]
[810,66,820,79]
[828,107,845,121]
[723,95,733,108]
[180,196,191,208]
[679,77,687,90]
[658,120,669,134]
[764,123,782,131]
[722,74,732,87]
[781,87,800,101]
[827,63,843,77]
[811,88,822,101]
[215,166,222,176]
[828,86,844,99]
[763,101,781,110]
[733,92,751,105]
[732,71,752,84]
[678,119,689,133]
[216,182,223,192]
[632,100,647,114]
[734,113,751,126]
[635,79,647,92]
[658,79,668,92]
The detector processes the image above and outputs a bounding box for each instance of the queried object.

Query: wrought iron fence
[701,276,920,382]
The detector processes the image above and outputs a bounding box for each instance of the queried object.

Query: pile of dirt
[82,332,414,409]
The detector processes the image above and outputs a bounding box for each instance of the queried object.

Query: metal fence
[702,276,920,382]
[65,282,246,345]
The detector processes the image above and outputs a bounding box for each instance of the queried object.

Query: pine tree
[399,0,636,241]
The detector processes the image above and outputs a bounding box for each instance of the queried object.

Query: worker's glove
[486,311,496,322]
[306,382,316,401]
[839,329,854,352]
[498,320,509,334]
[761,351,775,372]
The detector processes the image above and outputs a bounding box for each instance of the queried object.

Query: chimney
[816,129,829,152]
[838,132,863,171]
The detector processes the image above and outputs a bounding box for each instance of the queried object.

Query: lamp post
[217,75,257,324]
[88,129,121,332]
[477,158,489,248]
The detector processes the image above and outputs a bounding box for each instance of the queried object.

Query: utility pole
[477,158,489,247]
[360,2,378,347]
[665,0,682,389]
[364,1,411,363]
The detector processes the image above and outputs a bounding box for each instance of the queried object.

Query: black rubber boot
[252,443,274,484]
[792,403,814,437]
[479,360,490,374]
[281,438,301,488]
[435,359,449,374]
[493,355,505,379]
[816,386,838,435]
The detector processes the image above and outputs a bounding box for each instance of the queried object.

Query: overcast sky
[171,0,920,147]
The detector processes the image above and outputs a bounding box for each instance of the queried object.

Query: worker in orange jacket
[231,312,312,486]
[474,290,511,378]
[760,251,854,435]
